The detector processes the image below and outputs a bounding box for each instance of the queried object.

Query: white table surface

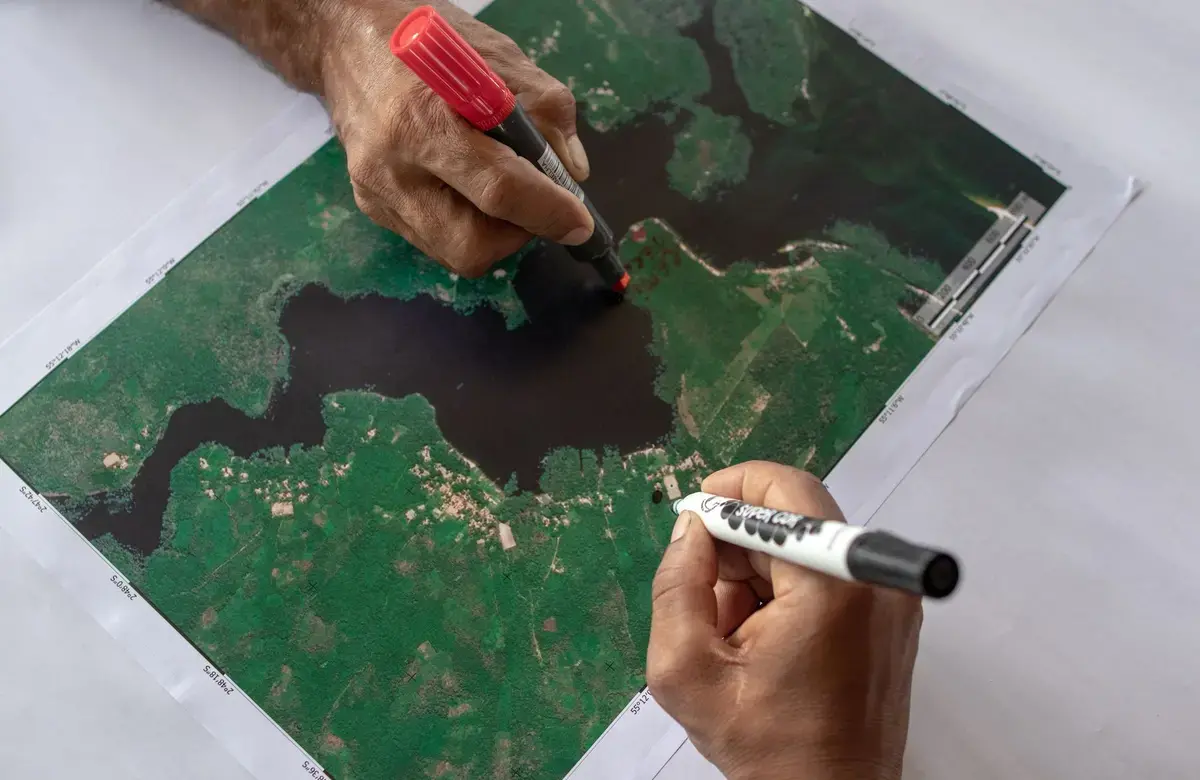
[2,0,1196,778]
[0,2,304,347]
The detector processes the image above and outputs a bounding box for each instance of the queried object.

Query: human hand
[647,462,923,780]
[319,0,594,276]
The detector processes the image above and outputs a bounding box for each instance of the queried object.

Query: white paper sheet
[0,0,1152,772]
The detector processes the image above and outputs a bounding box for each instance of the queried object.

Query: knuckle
[407,95,463,168]
[351,186,384,225]
[814,581,880,626]
[540,206,583,242]
[380,111,412,151]
[474,165,519,217]
[650,562,688,605]
[346,156,375,189]
[645,655,690,700]
[350,184,372,212]
[477,31,526,65]
[346,148,395,196]
[456,258,492,280]
[544,82,577,115]
[887,588,924,626]
[795,470,833,500]
[378,91,412,137]
[751,460,822,486]
[523,81,578,127]
[911,600,925,634]
[439,234,493,278]
[796,469,826,488]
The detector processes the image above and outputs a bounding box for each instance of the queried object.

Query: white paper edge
[0,0,1137,778]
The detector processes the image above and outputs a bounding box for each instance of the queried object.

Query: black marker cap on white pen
[846,531,960,599]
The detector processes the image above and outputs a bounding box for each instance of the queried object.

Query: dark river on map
[76,247,670,555]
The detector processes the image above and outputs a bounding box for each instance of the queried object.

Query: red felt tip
[612,272,632,293]
[390,6,516,131]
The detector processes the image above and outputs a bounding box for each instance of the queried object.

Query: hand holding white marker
[648,462,928,780]
[672,493,959,599]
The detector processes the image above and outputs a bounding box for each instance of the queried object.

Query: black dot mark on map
[651,489,664,504]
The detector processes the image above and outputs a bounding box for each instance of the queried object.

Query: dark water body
[573,2,812,270]
[571,2,873,270]
[76,248,672,555]
[574,0,1055,272]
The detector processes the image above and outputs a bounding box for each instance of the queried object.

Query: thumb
[647,512,725,705]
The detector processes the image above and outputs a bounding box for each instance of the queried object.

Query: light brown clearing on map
[102,452,129,470]
[269,665,293,702]
[301,613,337,653]
[677,374,700,438]
[492,736,513,780]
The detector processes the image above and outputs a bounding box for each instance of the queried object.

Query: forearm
[163,0,346,92]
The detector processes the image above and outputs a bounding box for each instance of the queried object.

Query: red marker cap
[390,6,517,131]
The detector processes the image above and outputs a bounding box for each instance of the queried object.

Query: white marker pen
[672,492,960,599]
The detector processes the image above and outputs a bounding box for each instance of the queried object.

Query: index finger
[421,125,595,245]
[646,513,728,709]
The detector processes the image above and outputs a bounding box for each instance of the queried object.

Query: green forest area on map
[0,1,1064,778]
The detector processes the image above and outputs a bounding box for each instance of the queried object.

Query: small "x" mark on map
[502,572,513,582]
[604,661,615,672]
[402,669,418,684]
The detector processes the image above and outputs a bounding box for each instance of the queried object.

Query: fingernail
[561,226,593,246]
[567,135,590,178]
[671,511,694,543]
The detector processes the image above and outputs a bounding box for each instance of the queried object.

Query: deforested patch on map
[0,0,1064,777]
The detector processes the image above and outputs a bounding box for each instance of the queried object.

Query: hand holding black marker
[390,6,630,293]
[673,491,960,598]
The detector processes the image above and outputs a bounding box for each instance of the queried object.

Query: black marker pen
[390,5,630,293]
[673,492,961,599]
